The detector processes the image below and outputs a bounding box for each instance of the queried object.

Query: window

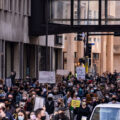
[89,38,92,42]
[4,0,9,11]
[89,10,92,24]
[93,53,99,60]
[74,37,77,41]
[94,38,96,42]
[74,52,77,58]
[10,0,13,11]
[55,35,63,45]
[65,36,67,40]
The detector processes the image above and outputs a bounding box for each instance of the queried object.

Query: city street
[0,0,120,120]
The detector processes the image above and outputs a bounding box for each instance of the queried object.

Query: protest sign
[71,100,80,108]
[76,67,85,80]
[34,97,45,111]
[5,78,12,87]
[56,69,69,76]
[39,71,56,83]
[54,94,63,102]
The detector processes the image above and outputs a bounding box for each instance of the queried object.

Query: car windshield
[91,107,120,120]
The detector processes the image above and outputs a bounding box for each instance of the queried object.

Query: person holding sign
[67,91,80,120]
[75,98,91,120]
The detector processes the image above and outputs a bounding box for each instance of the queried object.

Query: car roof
[95,104,120,108]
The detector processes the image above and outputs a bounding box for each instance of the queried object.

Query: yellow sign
[71,100,80,108]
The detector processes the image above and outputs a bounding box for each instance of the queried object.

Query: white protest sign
[5,78,12,87]
[34,97,45,111]
[56,69,69,76]
[76,67,85,80]
[54,94,63,102]
[39,71,56,83]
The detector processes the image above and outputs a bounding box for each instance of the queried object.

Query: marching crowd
[0,71,120,120]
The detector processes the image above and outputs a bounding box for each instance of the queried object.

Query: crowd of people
[0,71,119,120]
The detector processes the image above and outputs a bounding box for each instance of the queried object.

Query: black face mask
[112,98,117,101]
[48,98,52,101]
[41,116,46,120]
[0,99,5,102]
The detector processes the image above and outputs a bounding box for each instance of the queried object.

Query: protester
[0,70,119,120]
[35,108,46,120]
[45,94,54,115]
[16,110,27,120]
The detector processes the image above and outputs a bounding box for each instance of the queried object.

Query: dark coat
[75,106,91,120]
[45,100,54,115]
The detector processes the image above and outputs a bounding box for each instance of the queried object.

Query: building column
[67,33,75,74]
[106,35,114,73]
[100,36,107,74]
[77,41,84,59]
[0,40,5,79]
[19,42,24,79]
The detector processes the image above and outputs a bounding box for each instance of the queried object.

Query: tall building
[0,0,31,79]
[0,0,63,80]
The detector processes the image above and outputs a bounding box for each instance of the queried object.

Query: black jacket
[45,100,54,115]
[75,106,91,120]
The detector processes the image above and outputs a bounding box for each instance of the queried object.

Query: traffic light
[87,44,92,66]
[87,44,92,58]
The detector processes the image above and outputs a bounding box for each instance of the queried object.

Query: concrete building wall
[114,54,120,72]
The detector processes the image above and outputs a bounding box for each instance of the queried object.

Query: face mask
[105,96,109,99]
[41,116,46,120]
[82,102,86,106]
[23,97,27,100]
[75,92,78,96]
[112,98,116,101]
[8,99,13,102]
[91,90,94,93]
[18,116,24,120]
[48,98,52,101]
[30,115,36,120]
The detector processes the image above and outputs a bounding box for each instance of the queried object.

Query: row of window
[0,0,31,16]
[89,38,100,43]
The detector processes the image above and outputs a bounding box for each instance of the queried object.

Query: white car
[90,104,120,120]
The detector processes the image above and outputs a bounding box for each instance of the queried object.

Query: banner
[39,71,56,83]
[56,69,69,76]
[54,94,63,102]
[34,97,45,111]
[76,67,85,80]
[71,100,80,108]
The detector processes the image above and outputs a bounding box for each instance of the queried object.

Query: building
[0,0,31,79]
[0,0,63,80]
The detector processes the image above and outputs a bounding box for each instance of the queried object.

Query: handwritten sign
[34,97,45,111]
[76,67,85,80]
[71,100,80,108]
[56,70,69,76]
[39,71,56,83]
[54,94,63,102]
